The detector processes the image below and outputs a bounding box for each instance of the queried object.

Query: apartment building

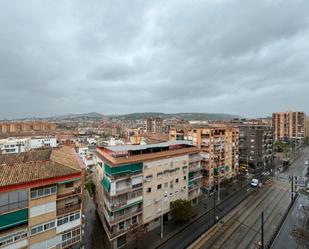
[238,124,274,174]
[93,141,201,249]
[0,137,57,154]
[0,122,56,135]
[0,147,83,249]
[272,111,305,141]
[305,117,309,140]
[144,118,163,133]
[169,125,239,189]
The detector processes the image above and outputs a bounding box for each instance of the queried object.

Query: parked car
[305,160,309,165]
[251,179,259,187]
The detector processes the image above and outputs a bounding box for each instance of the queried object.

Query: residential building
[0,121,56,135]
[305,117,309,140]
[144,118,163,133]
[238,124,274,174]
[0,146,84,249]
[0,137,57,154]
[93,141,201,249]
[272,111,305,142]
[169,125,239,190]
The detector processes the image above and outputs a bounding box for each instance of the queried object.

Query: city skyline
[1,0,309,118]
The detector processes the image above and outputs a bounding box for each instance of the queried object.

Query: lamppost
[160,191,168,239]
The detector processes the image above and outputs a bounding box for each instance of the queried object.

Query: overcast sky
[1,0,309,119]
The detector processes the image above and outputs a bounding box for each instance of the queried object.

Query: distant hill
[47,112,104,120]
[109,112,241,121]
[3,112,241,122]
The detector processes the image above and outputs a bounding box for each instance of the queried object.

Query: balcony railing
[110,207,143,225]
[57,187,81,199]
[57,203,81,216]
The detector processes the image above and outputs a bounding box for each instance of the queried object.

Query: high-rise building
[144,118,163,133]
[169,125,239,190]
[0,147,84,249]
[93,141,201,249]
[305,117,309,140]
[238,124,274,174]
[272,111,305,141]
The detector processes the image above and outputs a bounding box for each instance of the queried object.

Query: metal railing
[57,203,81,216]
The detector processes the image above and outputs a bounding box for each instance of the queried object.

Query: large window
[31,220,55,236]
[0,190,28,214]
[0,229,27,247]
[61,227,81,248]
[30,185,57,200]
[57,211,80,226]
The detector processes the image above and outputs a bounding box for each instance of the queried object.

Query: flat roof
[105,140,193,152]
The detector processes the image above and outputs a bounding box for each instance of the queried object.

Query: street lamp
[160,191,168,239]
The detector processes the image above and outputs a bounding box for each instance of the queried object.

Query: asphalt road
[271,146,309,249]
[154,184,255,249]
[192,179,290,249]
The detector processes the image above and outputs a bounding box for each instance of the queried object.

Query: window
[31,185,57,200]
[183,176,187,180]
[118,221,125,231]
[0,190,28,214]
[65,182,74,188]
[57,211,80,226]
[31,220,55,236]
[157,184,162,190]
[0,229,27,247]
[170,181,173,189]
[157,172,163,178]
[132,216,138,225]
[175,178,179,183]
[146,188,151,193]
[61,227,81,248]
[117,235,127,248]
[164,182,168,188]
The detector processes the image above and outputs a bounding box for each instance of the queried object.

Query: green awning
[0,208,28,231]
[188,172,194,178]
[102,176,111,192]
[105,163,143,176]
[58,178,80,184]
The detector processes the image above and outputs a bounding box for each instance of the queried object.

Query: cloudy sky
[1,0,309,119]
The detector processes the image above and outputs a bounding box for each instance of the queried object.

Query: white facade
[0,137,57,154]
[0,138,30,154]
[29,137,57,149]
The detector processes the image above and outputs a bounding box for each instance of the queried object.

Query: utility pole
[213,191,216,224]
[291,173,294,202]
[261,211,264,249]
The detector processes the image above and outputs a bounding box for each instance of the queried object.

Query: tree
[170,199,193,224]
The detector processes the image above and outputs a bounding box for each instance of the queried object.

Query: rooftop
[96,141,199,166]
[0,146,81,188]
[104,140,193,152]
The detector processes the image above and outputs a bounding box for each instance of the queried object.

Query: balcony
[109,207,143,225]
[57,187,81,200]
[57,203,81,216]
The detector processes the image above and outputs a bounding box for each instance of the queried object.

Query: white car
[251,179,259,187]
[305,160,309,165]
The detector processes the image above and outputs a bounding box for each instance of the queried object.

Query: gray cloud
[0,0,309,119]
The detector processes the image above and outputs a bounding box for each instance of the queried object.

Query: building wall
[272,111,305,141]
[0,178,82,249]
[142,155,188,224]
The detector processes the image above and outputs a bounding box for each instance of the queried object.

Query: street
[191,146,309,249]
[271,146,309,249]
[192,179,291,249]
